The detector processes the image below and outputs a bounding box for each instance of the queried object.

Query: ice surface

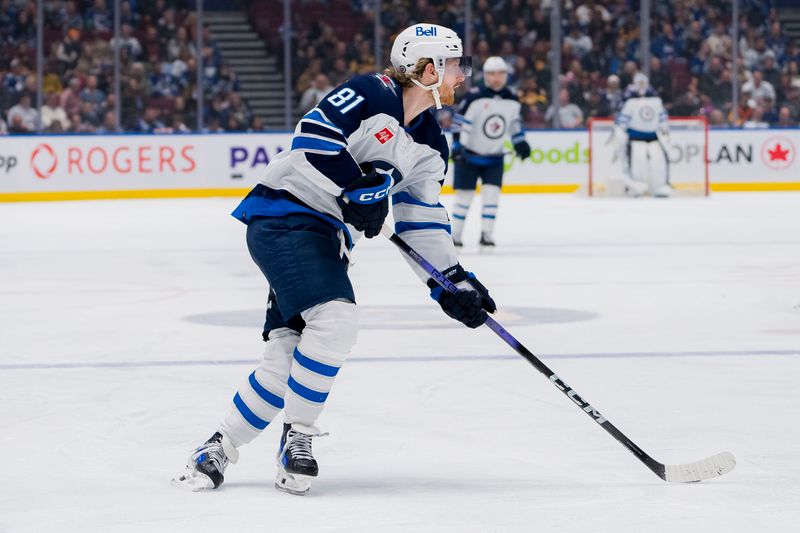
[1,193,799,532]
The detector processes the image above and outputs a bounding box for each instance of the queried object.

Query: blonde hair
[385,58,433,88]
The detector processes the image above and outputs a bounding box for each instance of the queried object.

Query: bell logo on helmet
[415,26,437,37]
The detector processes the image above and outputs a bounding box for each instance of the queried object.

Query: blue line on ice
[1,350,798,371]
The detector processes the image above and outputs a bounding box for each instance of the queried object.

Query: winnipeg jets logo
[639,106,655,121]
[374,128,394,144]
[483,114,507,139]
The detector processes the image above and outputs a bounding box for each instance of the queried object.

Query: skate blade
[275,467,313,496]
[171,466,215,492]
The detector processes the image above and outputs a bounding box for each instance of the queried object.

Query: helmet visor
[444,56,473,77]
[458,56,473,77]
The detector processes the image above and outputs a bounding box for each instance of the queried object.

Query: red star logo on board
[768,143,790,161]
[760,137,795,169]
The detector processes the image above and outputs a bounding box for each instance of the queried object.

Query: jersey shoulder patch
[371,73,399,93]
[349,74,402,118]
[348,73,394,93]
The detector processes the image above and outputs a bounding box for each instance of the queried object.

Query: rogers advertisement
[1,134,292,194]
[0,129,797,198]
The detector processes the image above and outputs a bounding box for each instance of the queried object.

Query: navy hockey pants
[453,157,504,190]
[246,213,354,340]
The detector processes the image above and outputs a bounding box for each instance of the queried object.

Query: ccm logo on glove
[355,187,389,203]
[338,165,392,238]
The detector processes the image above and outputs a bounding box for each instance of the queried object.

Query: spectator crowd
[1,0,260,134]
[286,0,799,128]
[2,0,798,133]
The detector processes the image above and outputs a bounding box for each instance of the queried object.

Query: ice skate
[172,432,239,491]
[275,423,326,496]
[653,184,673,198]
[624,178,649,198]
[479,232,496,253]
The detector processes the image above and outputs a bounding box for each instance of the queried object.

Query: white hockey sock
[220,327,298,448]
[451,189,474,242]
[480,184,500,237]
[283,300,358,427]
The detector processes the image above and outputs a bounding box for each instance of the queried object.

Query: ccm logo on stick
[549,374,608,424]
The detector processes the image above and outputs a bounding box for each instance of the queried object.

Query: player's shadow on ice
[222,476,557,496]
[186,305,597,331]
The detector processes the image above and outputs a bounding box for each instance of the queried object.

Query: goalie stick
[381,225,735,483]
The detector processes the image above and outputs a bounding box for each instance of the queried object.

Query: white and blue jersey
[452,84,524,164]
[232,73,458,280]
[616,93,667,142]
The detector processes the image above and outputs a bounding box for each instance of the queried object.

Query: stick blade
[664,451,736,483]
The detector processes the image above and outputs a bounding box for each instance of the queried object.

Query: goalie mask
[390,23,472,109]
[633,72,650,96]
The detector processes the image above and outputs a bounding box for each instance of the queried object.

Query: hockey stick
[655,131,673,186]
[381,225,735,483]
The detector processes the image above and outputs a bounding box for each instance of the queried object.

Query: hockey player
[173,24,496,496]
[449,56,531,248]
[614,72,672,197]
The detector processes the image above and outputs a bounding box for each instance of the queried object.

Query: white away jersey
[453,85,524,156]
[615,96,668,139]
[233,73,457,280]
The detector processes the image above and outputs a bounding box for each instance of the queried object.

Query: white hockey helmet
[390,23,472,109]
[482,56,508,73]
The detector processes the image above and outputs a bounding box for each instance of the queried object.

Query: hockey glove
[450,142,465,163]
[428,264,497,329]
[514,140,531,160]
[338,165,392,238]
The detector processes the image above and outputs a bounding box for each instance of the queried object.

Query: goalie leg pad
[623,140,650,197]
[629,140,649,184]
[646,141,671,197]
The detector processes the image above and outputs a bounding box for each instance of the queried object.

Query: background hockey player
[614,72,672,197]
[173,23,496,496]
[449,56,531,248]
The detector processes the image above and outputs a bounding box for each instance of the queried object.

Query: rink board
[0,128,798,201]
